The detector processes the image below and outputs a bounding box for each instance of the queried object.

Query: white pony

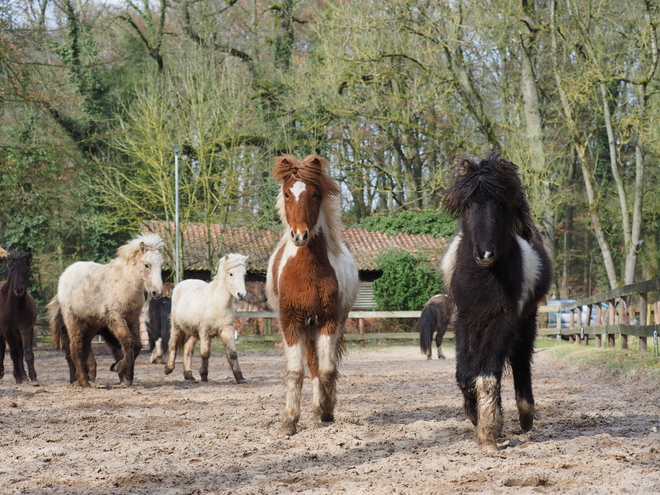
[48,233,164,387]
[165,253,248,383]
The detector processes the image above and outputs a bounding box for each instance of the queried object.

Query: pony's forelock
[273,154,340,197]
[217,253,248,273]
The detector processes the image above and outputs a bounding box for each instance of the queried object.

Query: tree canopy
[2,0,660,302]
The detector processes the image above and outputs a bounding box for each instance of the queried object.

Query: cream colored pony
[49,234,164,387]
[165,253,248,383]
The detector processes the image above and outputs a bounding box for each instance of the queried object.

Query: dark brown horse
[418,294,454,359]
[0,252,38,384]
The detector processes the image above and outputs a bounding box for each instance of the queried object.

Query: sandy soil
[0,343,658,494]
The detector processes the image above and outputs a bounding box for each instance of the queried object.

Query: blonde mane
[116,233,164,262]
[273,154,344,256]
[215,253,248,278]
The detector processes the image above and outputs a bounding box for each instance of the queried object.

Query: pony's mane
[216,253,247,276]
[116,233,164,262]
[443,152,534,240]
[273,154,344,254]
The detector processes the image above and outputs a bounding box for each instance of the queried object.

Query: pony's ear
[443,157,475,215]
[273,155,299,183]
[303,155,327,170]
[25,252,32,264]
[140,241,146,253]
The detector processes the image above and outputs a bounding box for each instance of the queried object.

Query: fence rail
[32,279,660,352]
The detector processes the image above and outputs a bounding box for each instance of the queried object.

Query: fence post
[569,308,576,344]
[608,299,616,347]
[620,296,629,350]
[595,303,602,347]
[359,318,365,348]
[640,293,648,352]
[583,305,591,346]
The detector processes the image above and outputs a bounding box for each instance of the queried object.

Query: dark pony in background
[418,294,454,360]
[441,153,552,452]
[0,252,38,384]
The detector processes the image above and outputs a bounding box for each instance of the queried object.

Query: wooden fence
[33,278,660,353]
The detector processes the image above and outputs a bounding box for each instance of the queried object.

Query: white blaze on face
[290,181,306,201]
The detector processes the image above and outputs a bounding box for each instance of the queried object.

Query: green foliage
[372,251,442,311]
[352,209,457,239]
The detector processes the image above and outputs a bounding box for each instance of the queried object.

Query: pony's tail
[419,304,436,356]
[48,296,68,350]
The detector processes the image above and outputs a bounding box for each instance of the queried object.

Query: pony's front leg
[108,317,137,386]
[455,329,478,426]
[475,375,503,452]
[510,317,537,432]
[182,334,198,381]
[7,335,27,384]
[0,334,5,379]
[198,330,211,382]
[220,326,245,384]
[312,327,341,423]
[281,337,305,436]
[21,324,38,384]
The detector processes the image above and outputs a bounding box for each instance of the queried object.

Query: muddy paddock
[0,343,658,494]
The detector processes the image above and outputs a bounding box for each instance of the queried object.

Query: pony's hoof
[164,365,174,375]
[155,357,164,364]
[31,380,40,387]
[320,413,334,423]
[200,376,208,382]
[479,441,498,453]
[519,414,534,432]
[279,420,297,437]
[110,363,117,372]
[234,373,246,384]
[184,372,196,382]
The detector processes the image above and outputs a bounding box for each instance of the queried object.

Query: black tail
[419,304,436,356]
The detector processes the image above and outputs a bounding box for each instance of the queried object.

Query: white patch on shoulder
[517,236,542,314]
[291,181,306,201]
[441,232,462,293]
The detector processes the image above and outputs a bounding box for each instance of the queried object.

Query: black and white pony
[418,294,454,360]
[441,153,552,452]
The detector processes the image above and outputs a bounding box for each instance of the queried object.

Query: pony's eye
[144,264,150,269]
[312,192,319,199]
[284,192,290,199]
[230,273,233,276]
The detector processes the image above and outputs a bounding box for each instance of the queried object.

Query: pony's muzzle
[150,290,162,299]
[13,286,25,297]
[237,291,247,301]
[291,229,309,247]
[474,246,495,267]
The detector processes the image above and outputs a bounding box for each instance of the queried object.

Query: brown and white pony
[266,155,359,436]
[0,252,38,384]
[418,294,454,360]
[48,234,164,387]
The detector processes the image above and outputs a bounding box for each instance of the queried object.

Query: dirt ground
[0,343,658,495]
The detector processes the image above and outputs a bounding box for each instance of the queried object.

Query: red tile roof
[144,221,447,273]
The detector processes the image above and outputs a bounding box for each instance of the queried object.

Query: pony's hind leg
[312,330,341,423]
[281,338,305,436]
[182,334,198,381]
[164,321,181,375]
[220,326,245,384]
[436,329,446,359]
